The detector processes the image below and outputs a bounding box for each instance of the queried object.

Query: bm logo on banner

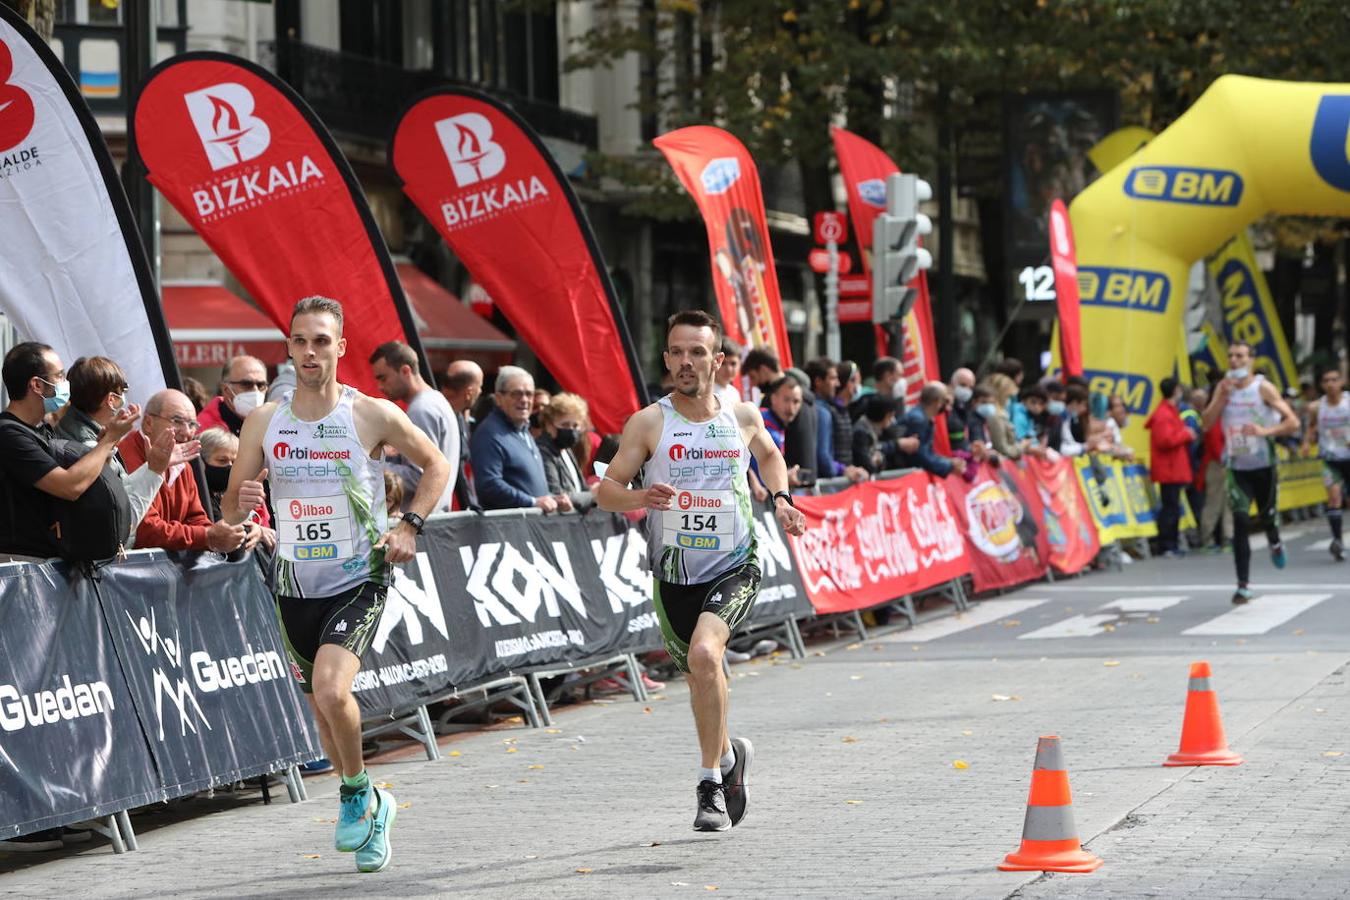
[1077,266,1170,314]
[1123,166,1243,206]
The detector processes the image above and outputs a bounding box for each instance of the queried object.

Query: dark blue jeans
[1158,483,1184,552]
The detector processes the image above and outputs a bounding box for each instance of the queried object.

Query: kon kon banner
[788,472,969,615]
[0,7,178,401]
[131,53,428,396]
[391,89,646,434]
[654,126,792,367]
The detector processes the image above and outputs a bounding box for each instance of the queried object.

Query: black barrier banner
[745,509,813,628]
[0,562,161,838]
[99,554,320,798]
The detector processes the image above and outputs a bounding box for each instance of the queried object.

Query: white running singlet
[1221,375,1274,471]
[1319,394,1350,461]
[264,386,389,598]
[644,395,756,585]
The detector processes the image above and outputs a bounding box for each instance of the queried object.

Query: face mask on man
[39,377,70,414]
[891,378,907,399]
[1047,399,1066,417]
[975,402,998,419]
[953,385,973,404]
[553,427,580,450]
[1227,367,1249,381]
[231,388,265,418]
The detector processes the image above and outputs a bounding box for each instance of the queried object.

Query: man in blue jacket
[899,382,967,477]
[470,366,571,512]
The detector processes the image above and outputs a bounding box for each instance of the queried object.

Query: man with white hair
[947,366,977,451]
[469,366,571,511]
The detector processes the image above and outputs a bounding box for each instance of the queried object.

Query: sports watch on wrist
[772,491,794,508]
[400,511,426,534]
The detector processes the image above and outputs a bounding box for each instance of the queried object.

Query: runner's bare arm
[223,402,278,525]
[1302,403,1319,454]
[365,397,451,521]
[1201,381,1230,430]
[595,406,669,512]
[1258,380,1300,438]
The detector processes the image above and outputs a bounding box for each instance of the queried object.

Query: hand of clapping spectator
[103,403,140,442]
[146,426,176,475]
[844,465,869,483]
[170,438,201,467]
[206,518,247,553]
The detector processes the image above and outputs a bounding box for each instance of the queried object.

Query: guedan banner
[654,126,793,367]
[390,89,647,435]
[0,7,179,403]
[831,126,946,452]
[130,53,429,397]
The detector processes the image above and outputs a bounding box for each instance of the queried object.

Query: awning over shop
[394,262,515,354]
[162,282,287,370]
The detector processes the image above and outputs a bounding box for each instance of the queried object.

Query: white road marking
[1018,614,1118,640]
[1306,539,1333,552]
[1182,593,1333,636]
[1098,595,1188,614]
[899,599,1048,642]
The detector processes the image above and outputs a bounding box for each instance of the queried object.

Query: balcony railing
[264,40,598,151]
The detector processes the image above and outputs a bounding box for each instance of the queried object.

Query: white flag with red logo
[0,7,175,400]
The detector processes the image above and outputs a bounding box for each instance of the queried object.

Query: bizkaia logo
[857,178,887,208]
[184,82,271,170]
[181,81,325,223]
[669,444,739,462]
[433,111,549,232]
[0,39,40,178]
[435,112,506,186]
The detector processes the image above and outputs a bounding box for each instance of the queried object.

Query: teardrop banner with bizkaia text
[130,52,429,396]
[391,89,647,435]
[0,6,178,402]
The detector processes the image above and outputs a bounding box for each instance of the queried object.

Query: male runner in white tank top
[1201,341,1298,604]
[597,310,805,833]
[1302,368,1350,561]
[223,297,450,874]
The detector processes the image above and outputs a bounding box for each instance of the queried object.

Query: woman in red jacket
[1146,377,1195,556]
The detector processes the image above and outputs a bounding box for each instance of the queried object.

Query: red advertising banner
[1025,455,1100,575]
[1049,199,1083,377]
[943,461,1049,593]
[831,126,947,453]
[391,89,647,434]
[131,53,427,397]
[789,473,969,615]
[654,126,792,367]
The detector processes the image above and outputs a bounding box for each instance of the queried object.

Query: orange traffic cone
[998,735,1102,873]
[1164,661,1243,766]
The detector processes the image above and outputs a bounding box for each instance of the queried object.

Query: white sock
[699,766,722,784]
[719,747,735,774]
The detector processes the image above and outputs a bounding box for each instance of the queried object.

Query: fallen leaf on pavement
[849,675,863,681]
[813,651,827,657]
[375,782,394,789]
[502,738,517,745]
[1294,628,1306,635]
[846,643,862,650]
[845,799,863,805]
[842,736,859,743]
[1316,708,1327,713]
[1103,660,1121,667]
[643,706,654,713]
[545,728,562,734]
[962,730,973,736]
[1323,751,1344,757]
[517,779,530,783]
[952,760,969,769]
[910,645,921,651]
[791,663,804,669]
[576,868,592,874]
[1146,617,1160,624]
[449,751,462,757]
[528,764,544,770]
[1002,620,1021,627]
[506,747,518,753]
[991,693,1016,702]
[648,841,661,847]
[705,887,719,892]
[303,854,321,859]
[1101,623,1116,632]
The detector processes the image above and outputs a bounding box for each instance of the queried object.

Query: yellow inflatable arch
[1068,74,1350,451]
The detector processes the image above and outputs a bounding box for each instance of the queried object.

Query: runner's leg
[687,611,732,770]
[1228,470,1253,587]
[312,644,365,778]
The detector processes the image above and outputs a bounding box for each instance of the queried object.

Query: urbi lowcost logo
[435,112,506,187]
[1077,266,1170,314]
[857,178,887,208]
[1123,165,1243,206]
[700,157,741,195]
[0,39,36,153]
[184,82,271,170]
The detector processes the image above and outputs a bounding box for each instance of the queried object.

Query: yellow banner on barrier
[1276,448,1328,512]
[1072,457,1159,543]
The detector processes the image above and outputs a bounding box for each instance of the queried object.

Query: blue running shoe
[335,783,375,852]
[355,788,396,873]
[1270,542,1286,569]
[1232,587,1254,605]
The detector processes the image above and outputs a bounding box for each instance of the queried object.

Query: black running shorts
[653,563,761,673]
[275,581,386,693]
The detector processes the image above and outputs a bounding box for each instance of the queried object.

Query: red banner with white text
[1049,199,1084,378]
[654,126,792,367]
[131,53,427,397]
[391,89,647,434]
[1025,455,1100,575]
[788,473,969,614]
[943,461,1050,593]
[832,126,947,452]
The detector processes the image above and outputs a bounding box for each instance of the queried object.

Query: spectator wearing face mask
[198,426,239,520]
[198,355,268,436]
[978,374,1023,460]
[1021,384,1062,453]
[535,392,593,510]
[947,367,977,451]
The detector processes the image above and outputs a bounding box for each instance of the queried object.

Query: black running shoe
[1332,539,1344,562]
[723,737,754,827]
[693,780,730,832]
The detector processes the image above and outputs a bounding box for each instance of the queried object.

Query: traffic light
[871,173,933,324]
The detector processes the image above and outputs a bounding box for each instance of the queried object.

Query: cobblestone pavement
[3,641,1346,898]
